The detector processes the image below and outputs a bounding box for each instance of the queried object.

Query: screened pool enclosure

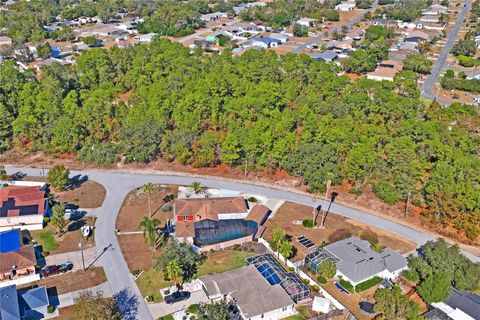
[245,253,310,302]
[193,219,258,246]
[304,247,340,273]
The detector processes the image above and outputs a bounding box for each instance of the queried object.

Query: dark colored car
[165,291,190,304]
[41,263,73,277]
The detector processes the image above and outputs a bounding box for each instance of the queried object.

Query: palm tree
[278,240,293,266]
[142,183,155,218]
[190,181,207,195]
[139,217,160,250]
[271,226,285,254]
[166,260,183,290]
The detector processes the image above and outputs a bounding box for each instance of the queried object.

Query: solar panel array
[297,235,315,248]
[245,253,310,302]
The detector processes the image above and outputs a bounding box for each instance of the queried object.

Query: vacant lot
[118,234,160,271]
[263,202,416,261]
[116,184,177,232]
[18,267,106,294]
[56,180,106,208]
[31,217,95,255]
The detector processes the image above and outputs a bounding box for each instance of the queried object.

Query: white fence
[258,237,345,311]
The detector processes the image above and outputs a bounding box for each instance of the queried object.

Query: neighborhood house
[0,185,49,231]
[0,284,50,319]
[305,237,408,286]
[173,197,270,251]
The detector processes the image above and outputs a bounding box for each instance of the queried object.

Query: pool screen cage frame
[245,253,310,302]
[304,247,340,273]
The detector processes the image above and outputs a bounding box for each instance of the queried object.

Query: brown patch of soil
[117,234,160,271]
[116,184,177,232]
[263,202,416,261]
[18,267,106,294]
[56,180,106,208]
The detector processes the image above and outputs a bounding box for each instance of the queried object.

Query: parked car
[164,291,190,304]
[41,263,73,277]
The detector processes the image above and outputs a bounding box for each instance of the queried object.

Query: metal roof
[0,285,20,320]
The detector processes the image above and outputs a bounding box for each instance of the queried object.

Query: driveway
[45,246,101,271]
[147,290,209,319]
[5,166,480,319]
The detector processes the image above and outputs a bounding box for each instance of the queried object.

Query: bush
[354,276,382,292]
[317,275,327,283]
[302,219,315,228]
[338,279,354,292]
[47,305,55,313]
[372,181,398,205]
[328,228,352,243]
[247,196,257,202]
[43,217,50,224]
[78,143,119,165]
[360,231,379,246]
[318,259,336,279]
[187,304,199,313]
[303,278,310,285]
[288,267,295,272]
[145,296,154,302]
[457,55,477,67]
[402,269,420,282]
[46,165,70,191]
[41,251,49,257]
[311,285,320,292]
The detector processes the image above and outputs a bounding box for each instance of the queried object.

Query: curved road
[6,166,479,319]
[421,0,473,103]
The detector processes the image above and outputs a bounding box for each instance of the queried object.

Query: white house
[134,33,157,42]
[245,37,282,49]
[335,1,356,11]
[200,12,228,22]
[422,4,448,15]
[296,17,316,28]
[270,33,289,43]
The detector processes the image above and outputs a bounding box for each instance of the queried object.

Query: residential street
[5,166,480,319]
[421,0,473,102]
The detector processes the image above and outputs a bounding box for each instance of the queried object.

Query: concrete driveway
[147,290,209,319]
[45,246,101,271]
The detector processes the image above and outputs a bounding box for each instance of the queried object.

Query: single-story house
[173,197,271,251]
[345,29,364,41]
[88,24,127,37]
[0,229,39,287]
[0,185,49,231]
[0,284,49,320]
[308,50,339,62]
[305,237,408,286]
[367,59,404,82]
[296,17,316,28]
[425,289,480,320]
[270,33,289,43]
[422,4,448,16]
[335,1,356,11]
[200,12,228,22]
[134,33,156,43]
[420,16,440,23]
[245,37,282,49]
[327,39,354,53]
[0,35,12,46]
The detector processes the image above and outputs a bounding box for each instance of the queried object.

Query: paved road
[6,166,480,319]
[290,1,378,54]
[421,0,473,103]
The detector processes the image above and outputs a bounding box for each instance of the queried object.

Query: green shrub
[338,279,354,292]
[187,304,199,313]
[354,276,382,292]
[372,181,398,205]
[41,251,49,257]
[457,55,477,67]
[317,275,327,283]
[145,295,154,302]
[302,219,315,228]
[247,196,257,202]
[43,217,50,224]
[311,285,320,292]
[288,266,295,272]
[47,305,55,313]
[302,278,310,285]
[402,269,420,282]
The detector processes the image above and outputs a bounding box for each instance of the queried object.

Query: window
[261,314,264,319]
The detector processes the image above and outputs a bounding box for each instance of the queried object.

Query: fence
[257,237,346,311]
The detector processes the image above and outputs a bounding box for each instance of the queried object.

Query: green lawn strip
[338,278,354,293]
[280,315,304,320]
[33,230,59,252]
[136,268,172,302]
[157,315,174,320]
[194,250,254,277]
[354,276,383,293]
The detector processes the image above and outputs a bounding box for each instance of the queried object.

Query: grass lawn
[157,315,174,320]
[195,250,254,277]
[136,268,173,302]
[281,315,304,320]
[34,230,59,252]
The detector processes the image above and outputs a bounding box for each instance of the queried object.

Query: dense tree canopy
[0,38,479,241]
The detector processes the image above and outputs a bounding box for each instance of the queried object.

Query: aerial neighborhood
[0,0,479,320]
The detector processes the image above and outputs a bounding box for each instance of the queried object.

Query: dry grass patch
[57,180,106,208]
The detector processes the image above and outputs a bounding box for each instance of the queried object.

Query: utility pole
[312,195,319,226]
[320,179,331,229]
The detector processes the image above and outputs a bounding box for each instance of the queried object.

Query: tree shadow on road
[114,288,139,320]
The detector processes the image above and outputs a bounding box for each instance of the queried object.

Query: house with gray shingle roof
[305,237,408,286]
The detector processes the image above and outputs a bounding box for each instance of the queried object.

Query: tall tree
[46,165,70,191]
[278,239,293,265]
[166,260,183,289]
[374,285,422,320]
[142,183,155,218]
[74,290,120,320]
[138,217,160,250]
[51,203,66,233]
